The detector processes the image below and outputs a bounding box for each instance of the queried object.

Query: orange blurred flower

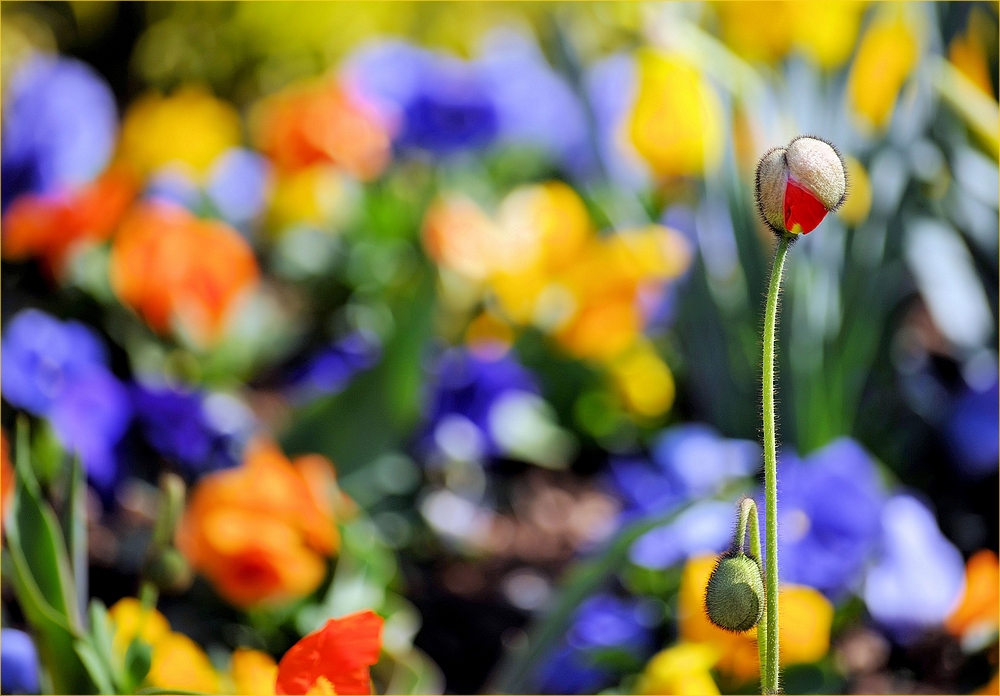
[678,555,834,683]
[275,610,384,695]
[109,201,259,347]
[945,549,999,650]
[252,78,391,182]
[1,166,137,275]
[176,441,341,608]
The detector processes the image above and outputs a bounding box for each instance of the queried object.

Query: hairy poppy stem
[762,234,791,694]
[735,498,767,680]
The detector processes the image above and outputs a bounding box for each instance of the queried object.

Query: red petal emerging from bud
[784,178,828,234]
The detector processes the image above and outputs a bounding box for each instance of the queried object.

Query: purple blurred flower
[863,495,966,643]
[537,594,654,694]
[48,367,131,490]
[583,53,650,190]
[423,347,539,462]
[1,309,107,415]
[946,377,998,478]
[776,438,884,598]
[286,332,382,402]
[2,56,117,210]
[132,384,254,475]
[344,41,498,155]
[1,309,130,490]
[611,424,760,521]
[1,628,40,694]
[629,499,735,570]
[145,167,201,210]
[207,148,272,226]
[478,29,593,173]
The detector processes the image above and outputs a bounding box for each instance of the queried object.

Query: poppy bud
[704,551,765,633]
[755,136,848,236]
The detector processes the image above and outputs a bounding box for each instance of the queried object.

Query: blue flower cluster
[537,594,655,694]
[1,56,117,209]
[422,347,540,464]
[2,309,131,491]
[284,331,382,402]
[342,34,590,168]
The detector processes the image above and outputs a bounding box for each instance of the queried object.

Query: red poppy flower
[275,610,383,695]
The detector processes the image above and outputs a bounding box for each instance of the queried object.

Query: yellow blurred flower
[608,339,676,418]
[232,648,279,696]
[267,165,358,234]
[836,156,872,227]
[629,50,724,178]
[715,2,793,64]
[637,641,721,695]
[120,86,242,181]
[847,12,919,131]
[422,182,690,416]
[147,632,221,694]
[108,598,220,694]
[107,598,171,658]
[791,2,868,70]
[678,555,834,683]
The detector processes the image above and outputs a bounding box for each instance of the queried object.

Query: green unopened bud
[755,136,848,236]
[144,547,193,594]
[704,551,765,633]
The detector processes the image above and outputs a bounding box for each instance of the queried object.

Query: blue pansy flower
[206,148,272,227]
[537,594,655,694]
[946,376,999,478]
[863,494,966,644]
[629,499,735,570]
[1,628,41,694]
[775,438,884,598]
[344,41,498,155]
[583,53,650,190]
[423,347,539,463]
[611,424,760,522]
[2,56,117,210]
[132,384,255,476]
[1,309,107,415]
[478,29,593,173]
[285,331,382,402]
[1,309,131,490]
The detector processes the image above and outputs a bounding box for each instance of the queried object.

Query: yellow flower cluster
[109,598,221,693]
[422,181,693,418]
[109,599,282,695]
[119,87,242,181]
[639,555,834,688]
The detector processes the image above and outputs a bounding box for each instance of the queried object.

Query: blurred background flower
[0,2,996,694]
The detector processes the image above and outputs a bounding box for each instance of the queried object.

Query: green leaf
[135,689,211,695]
[75,639,116,695]
[123,637,153,693]
[89,599,127,693]
[11,417,82,628]
[2,550,93,694]
[64,456,89,618]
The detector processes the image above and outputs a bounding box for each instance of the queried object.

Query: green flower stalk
[708,136,848,695]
